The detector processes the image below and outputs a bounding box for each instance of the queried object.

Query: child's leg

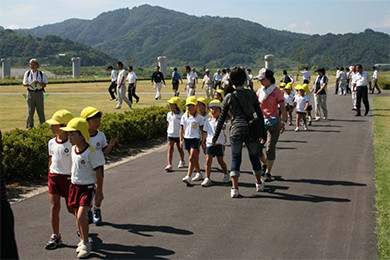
[167,141,174,165]
[187,148,199,177]
[308,111,312,121]
[302,114,307,125]
[76,206,90,242]
[94,183,104,207]
[205,154,213,179]
[176,142,185,161]
[296,114,300,127]
[216,156,228,174]
[50,194,61,235]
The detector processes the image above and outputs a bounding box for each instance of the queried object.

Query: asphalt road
[11,87,377,259]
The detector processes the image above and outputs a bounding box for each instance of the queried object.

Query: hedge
[2,105,169,182]
[378,77,390,90]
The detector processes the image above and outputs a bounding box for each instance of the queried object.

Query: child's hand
[260,139,266,144]
[94,190,104,205]
[109,137,118,147]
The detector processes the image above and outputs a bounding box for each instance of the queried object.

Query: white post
[264,54,274,71]
[157,56,167,76]
[71,57,81,78]
[1,58,11,79]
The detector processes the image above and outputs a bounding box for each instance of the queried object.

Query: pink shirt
[257,87,284,119]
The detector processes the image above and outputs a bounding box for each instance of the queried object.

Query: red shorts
[68,183,95,208]
[48,173,71,197]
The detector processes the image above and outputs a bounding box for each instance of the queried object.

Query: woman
[256,68,286,182]
[213,67,266,198]
[311,68,328,121]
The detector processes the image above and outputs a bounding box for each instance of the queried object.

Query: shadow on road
[247,192,351,203]
[275,177,367,187]
[101,222,194,237]
[88,233,175,259]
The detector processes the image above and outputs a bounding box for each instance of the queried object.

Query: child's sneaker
[230,188,239,198]
[201,178,211,187]
[93,208,102,225]
[308,120,312,126]
[165,164,173,172]
[304,125,309,131]
[192,172,204,181]
[294,127,299,132]
[222,174,230,183]
[182,175,191,185]
[45,234,62,250]
[87,209,93,224]
[256,180,265,192]
[77,241,92,259]
[178,160,185,168]
[288,120,292,126]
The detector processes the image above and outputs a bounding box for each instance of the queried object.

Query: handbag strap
[232,92,251,124]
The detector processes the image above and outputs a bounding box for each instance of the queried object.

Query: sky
[0,0,389,35]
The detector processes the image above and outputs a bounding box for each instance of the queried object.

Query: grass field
[373,96,390,259]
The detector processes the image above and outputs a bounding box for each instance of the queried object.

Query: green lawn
[373,95,390,259]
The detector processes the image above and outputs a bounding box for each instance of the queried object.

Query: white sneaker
[230,188,239,198]
[77,241,91,258]
[323,117,327,120]
[182,175,191,185]
[178,160,185,168]
[115,106,121,109]
[294,127,299,132]
[201,178,211,187]
[314,117,320,121]
[288,120,292,126]
[192,172,204,181]
[304,125,308,131]
[165,165,172,172]
[256,180,265,192]
[222,174,230,183]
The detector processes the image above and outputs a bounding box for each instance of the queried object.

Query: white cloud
[286,23,298,29]
[370,13,390,29]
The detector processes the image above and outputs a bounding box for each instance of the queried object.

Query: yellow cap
[280,82,287,87]
[80,106,100,119]
[286,82,293,89]
[167,97,182,108]
[46,110,73,125]
[60,117,95,152]
[216,89,225,98]
[284,84,292,90]
[302,83,310,95]
[185,96,198,106]
[208,99,222,109]
[197,97,207,105]
[295,84,302,90]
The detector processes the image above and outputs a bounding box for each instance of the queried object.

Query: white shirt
[203,118,226,146]
[71,146,103,185]
[167,111,183,138]
[187,72,196,87]
[116,69,126,86]
[23,69,48,91]
[301,70,311,80]
[213,72,222,82]
[336,70,340,79]
[126,71,137,84]
[203,74,213,85]
[338,71,346,82]
[222,74,229,85]
[305,94,312,106]
[295,95,309,113]
[48,137,72,175]
[284,93,294,106]
[353,71,371,87]
[180,113,204,139]
[373,70,378,79]
[110,70,117,82]
[89,131,108,165]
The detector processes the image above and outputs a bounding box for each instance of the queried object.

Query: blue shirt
[172,71,181,81]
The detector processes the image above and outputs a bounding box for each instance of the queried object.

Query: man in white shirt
[348,65,358,110]
[202,69,214,98]
[185,66,196,97]
[126,66,140,104]
[300,67,311,84]
[213,69,222,90]
[107,66,117,101]
[370,66,381,94]
[335,67,340,94]
[337,67,346,95]
[23,58,48,129]
[352,64,372,116]
[115,61,132,109]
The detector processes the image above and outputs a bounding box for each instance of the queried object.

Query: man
[171,67,183,97]
[151,66,166,100]
[334,67,340,94]
[311,68,328,121]
[115,61,132,109]
[212,69,222,90]
[201,69,214,98]
[126,66,139,104]
[107,66,117,101]
[352,64,372,116]
[300,67,311,84]
[246,69,254,91]
[23,58,48,129]
[184,66,196,97]
[348,65,358,110]
[370,66,381,94]
[337,67,346,95]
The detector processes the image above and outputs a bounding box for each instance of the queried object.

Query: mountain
[14,5,390,69]
[0,29,116,66]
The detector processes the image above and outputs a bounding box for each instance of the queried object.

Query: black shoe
[87,209,93,224]
[136,97,140,103]
[378,91,381,94]
[45,234,62,250]
[355,113,361,117]
[264,173,272,182]
[352,108,356,111]
[261,165,267,177]
[364,111,369,116]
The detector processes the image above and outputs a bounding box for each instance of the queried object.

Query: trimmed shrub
[378,77,390,90]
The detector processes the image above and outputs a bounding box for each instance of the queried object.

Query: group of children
[280,82,313,132]
[165,90,229,187]
[45,106,116,258]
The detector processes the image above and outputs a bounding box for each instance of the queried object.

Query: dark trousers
[128,83,139,103]
[108,81,117,99]
[371,79,381,93]
[356,85,369,115]
[1,200,19,259]
[334,79,339,94]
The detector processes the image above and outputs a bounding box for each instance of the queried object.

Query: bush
[378,77,390,90]
[2,106,169,182]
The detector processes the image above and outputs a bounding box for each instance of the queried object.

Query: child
[60,117,103,259]
[284,84,295,125]
[165,97,185,172]
[180,96,204,184]
[45,110,74,250]
[301,83,313,125]
[80,106,117,225]
[197,97,209,123]
[214,89,225,102]
[201,99,229,186]
[293,85,309,132]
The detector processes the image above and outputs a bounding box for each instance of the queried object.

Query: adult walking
[280,70,291,84]
[348,65,358,110]
[126,66,139,104]
[202,69,214,98]
[337,67,346,95]
[213,69,222,90]
[115,61,132,109]
[151,66,166,100]
[300,67,311,84]
[184,66,196,97]
[352,64,372,116]
[171,67,183,97]
[213,67,266,198]
[256,68,286,182]
[107,66,117,101]
[370,66,381,94]
[311,68,328,121]
[23,58,48,129]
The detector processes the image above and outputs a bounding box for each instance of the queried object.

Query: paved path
[11,87,377,259]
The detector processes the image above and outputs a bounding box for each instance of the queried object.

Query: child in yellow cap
[201,99,229,186]
[293,86,309,132]
[283,84,295,126]
[180,96,205,184]
[301,83,313,125]
[44,110,74,250]
[60,117,103,259]
[165,97,185,172]
[197,97,209,124]
[80,106,117,225]
[214,89,225,102]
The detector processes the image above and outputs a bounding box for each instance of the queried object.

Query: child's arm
[179,125,184,149]
[103,137,118,155]
[94,166,104,205]
[201,130,207,154]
